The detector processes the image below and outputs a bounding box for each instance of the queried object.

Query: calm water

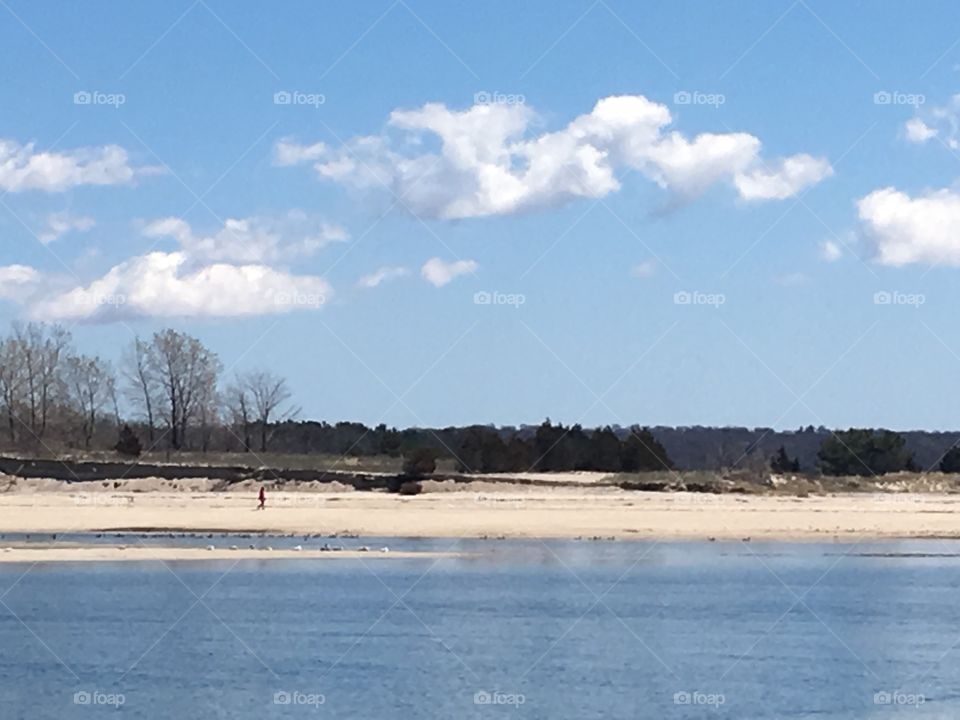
[3,537,960,718]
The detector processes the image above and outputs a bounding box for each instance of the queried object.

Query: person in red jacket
[258,486,266,510]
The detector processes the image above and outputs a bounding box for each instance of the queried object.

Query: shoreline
[0,544,454,563]
[3,483,960,542]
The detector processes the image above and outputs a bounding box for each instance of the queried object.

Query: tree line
[778,429,960,476]
[0,322,958,476]
[0,323,295,455]
[0,321,676,473]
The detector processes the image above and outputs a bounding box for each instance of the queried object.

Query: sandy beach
[3,477,960,544]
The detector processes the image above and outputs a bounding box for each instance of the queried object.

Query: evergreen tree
[620,426,672,472]
[770,446,800,473]
[940,446,960,473]
[114,424,142,457]
[818,429,913,476]
[590,426,623,472]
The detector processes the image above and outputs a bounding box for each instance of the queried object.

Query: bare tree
[121,338,158,443]
[65,354,114,449]
[224,378,253,452]
[145,330,222,450]
[195,378,221,453]
[13,323,71,438]
[243,370,298,452]
[0,337,24,443]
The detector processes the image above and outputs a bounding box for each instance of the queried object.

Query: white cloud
[630,260,656,278]
[857,186,960,266]
[38,211,95,244]
[904,95,960,148]
[0,265,41,300]
[10,210,344,322]
[277,95,831,219]
[143,212,347,264]
[357,266,409,288]
[421,257,478,287]
[274,140,328,166]
[820,240,842,262]
[905,118,937,143]
[28,252,333,321]
[0,140,157,192]
[733,155,833,201]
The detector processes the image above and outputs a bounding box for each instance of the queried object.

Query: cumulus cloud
[0,265,42,300]
[357,266,408,288]
[28,252,332,321]
[11,211,341,322]
[38,211,95,244]
[276,95,832,219]
[820,240,842,262]
[421,257,477,287]
[904,95,960,148]
[0,139,157,192]
[733,155,833,200]
[857,187,960,266]
[905,118,937,143]
[143,212,348,264]
[274,140,328,166]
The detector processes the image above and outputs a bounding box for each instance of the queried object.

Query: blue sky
[1,0,959,430]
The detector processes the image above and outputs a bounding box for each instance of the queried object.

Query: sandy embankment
[3,475,960,547]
